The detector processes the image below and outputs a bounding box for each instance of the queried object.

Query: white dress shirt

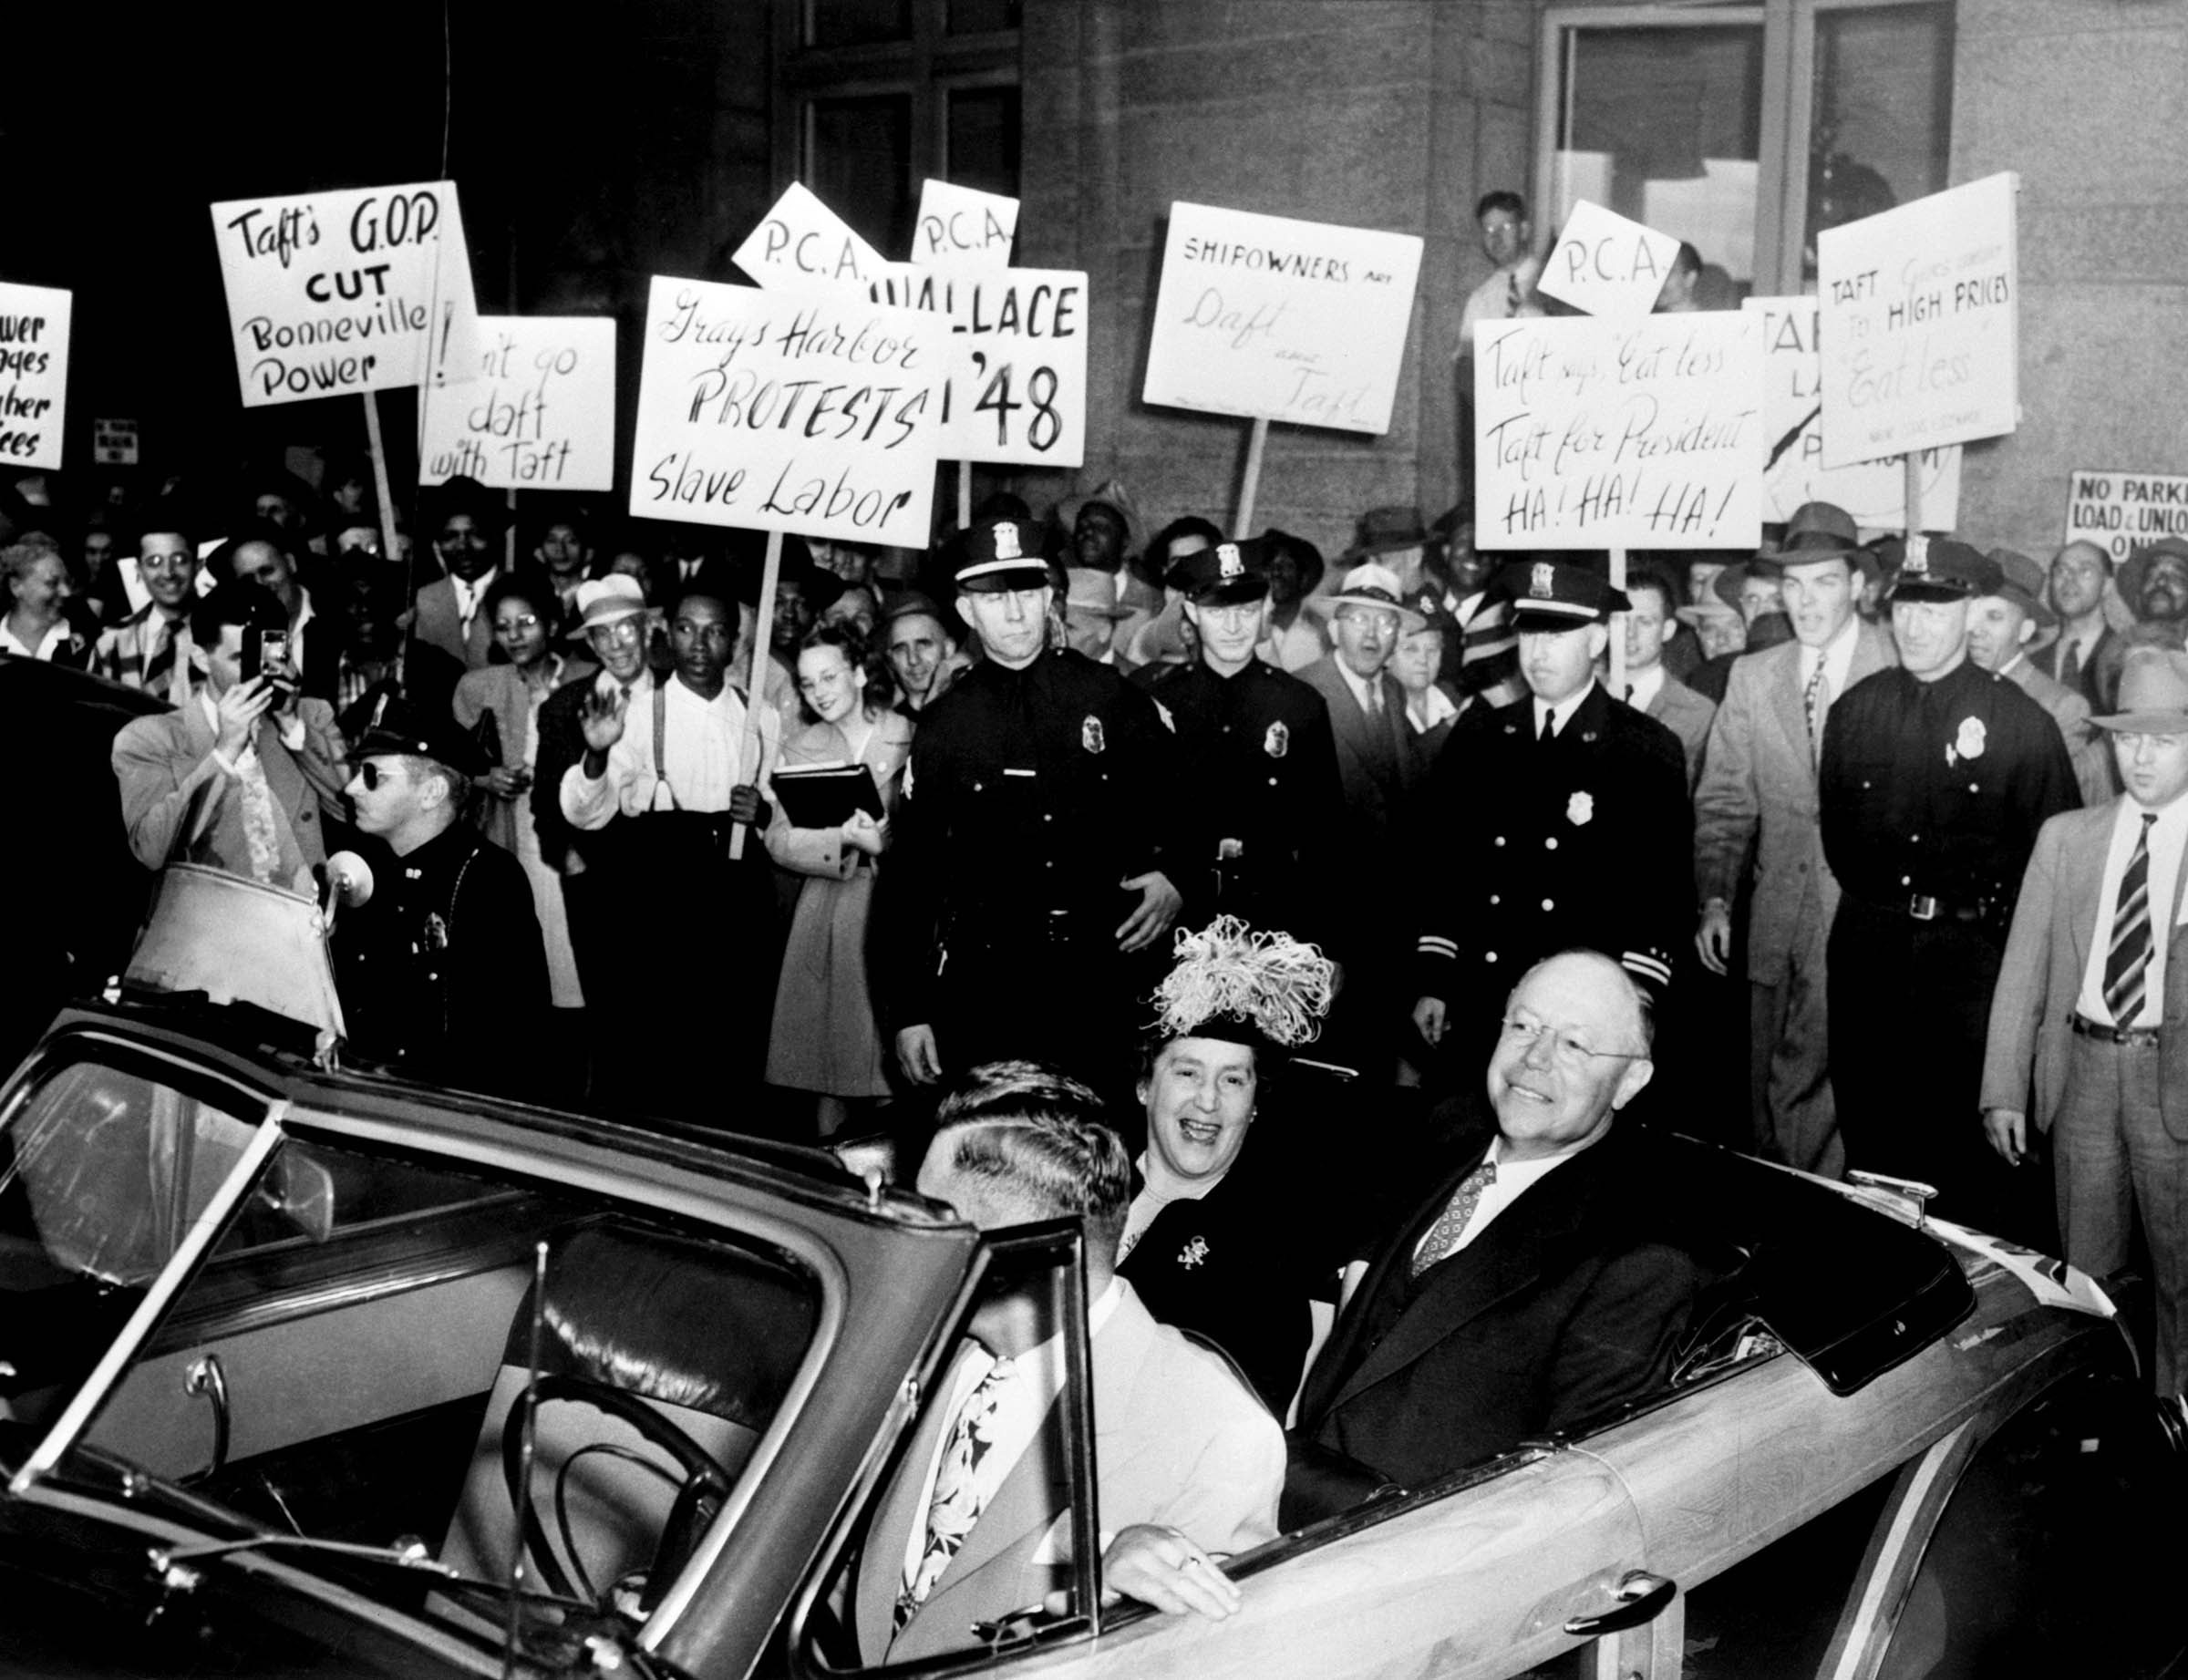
[1625,664,1667,713]
[1533,679,1595,740]
[561,671,778,828]
[2077,792,2188,1027]
[1410,1135,1578,1266]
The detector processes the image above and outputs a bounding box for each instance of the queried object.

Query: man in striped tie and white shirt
[1983,646,2188,1410]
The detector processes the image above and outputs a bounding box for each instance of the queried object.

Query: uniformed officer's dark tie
[2102,812,2159,1024]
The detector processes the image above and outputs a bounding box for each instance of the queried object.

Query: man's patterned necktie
[2103,813,2160,1025]
[1413,1160,1497,1276]
[1802,656,1828,767]
[896,1356,1018,1630]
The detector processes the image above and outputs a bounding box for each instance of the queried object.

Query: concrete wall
[1018,0,1539,557]
[1950,0,2188,557]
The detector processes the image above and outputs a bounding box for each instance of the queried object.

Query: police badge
[1531,562,1555,599]
[993,520,1022,561]
[1264,721,1289,758]
[1217,542,1243,580]
[1902,533,1930,576]
[1082,714,1106,754]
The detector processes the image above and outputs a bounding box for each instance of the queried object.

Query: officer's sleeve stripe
[1419,936,1459,958]
[1622,950,1672,986]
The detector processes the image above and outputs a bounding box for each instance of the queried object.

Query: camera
[243,627,293,684]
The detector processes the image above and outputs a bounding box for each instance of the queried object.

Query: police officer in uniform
[1410,559,1690,1068]
[1822,538,2078,1230]
[335,701,550,1099]
[1144,538,1344,950]
[881,517,1182,1102]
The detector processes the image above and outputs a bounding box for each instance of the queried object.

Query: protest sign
[2064,469,2188,562]
[1537,201,1682,320]
[732,182,886,300]
[92,417,139,466]
[420,317,616,490]
[1142,201,1422,436]
[1745,296,1961,530]
[1817,172,2018,469]
[209,181,480,407]
[1474,312,1765,551]
[913,180,1017,270]
[0,283,71,469]
[944,268,1087,467]
[627,274,945,546]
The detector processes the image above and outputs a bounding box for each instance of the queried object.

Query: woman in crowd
[763,623,913,1139]
[1,542,91,665]
[451,570,594,1022]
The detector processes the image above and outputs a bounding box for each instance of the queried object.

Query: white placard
[92,417,139,466]
[419,317,616,490]
[732,182,886,300]
[0,283,69,470]
[628,275,944,545]
[2064,469,2188,562]
[1142,201,1423,436]
[1474,313,1764,551]
[1817,171,2018,469]
[913,180,1018,271]
[1745,297,1961,531]
[209,181,480,408]
[1537,200,1683,320]
[943,269,1086,467]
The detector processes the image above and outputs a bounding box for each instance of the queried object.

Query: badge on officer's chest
[1264,721,1289,758]
[1566,791,1595,826]
[423,912,449,952]
[1082,714,1106,754]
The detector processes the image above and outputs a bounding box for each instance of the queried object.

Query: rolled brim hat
[1306,562,1428,630]
[2116,537,2188,613]
[349,696,489,783]
[1985,547,2056,630]
[1493,557,1631,630]
[573,573,647,634]
[2093,645,2188,732]
[1881,535,2001,603]
[1169,537,1272,607]
[955,515,1051,593]
[1753,527,1880,585]
[1337,506,1432,566]
[1061,567,1137,619]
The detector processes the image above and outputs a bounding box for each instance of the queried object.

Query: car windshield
[6,1099,825,1671]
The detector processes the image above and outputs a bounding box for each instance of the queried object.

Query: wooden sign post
[730,530,786,860]
[1235,417,1270,538]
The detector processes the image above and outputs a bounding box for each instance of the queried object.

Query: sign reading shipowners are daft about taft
[1817,171,2018,469]
[1474,312,1765,551]
[1143,201,1423,436]
[419,317,616,490]
[209,181,480,407]
[629,275,945,544]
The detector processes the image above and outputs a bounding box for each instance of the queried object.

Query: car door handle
[1563,1570,1676,1637]
[184,1353,232,1477]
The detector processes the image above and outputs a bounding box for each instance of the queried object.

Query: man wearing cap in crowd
[1411,559,1690,1071]
[1695,502,1896,1178]
[2031,539,2118,710]
[1617,562,1716,794]
[881,593,968,717]
[1143,536,1344,953]
[1982,645,2188,1415]
[1970,548,2113,807]
[1821,536,2079,1232]
[335,700,549,1100]
[1297,562,1426,859]
[412,476,507,671]
[1059,567,1136,665]
[878,516,1182,1102]
[2094,538,2188,716]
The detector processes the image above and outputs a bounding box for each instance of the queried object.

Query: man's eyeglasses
[590,618,645,646]
[352,761,406,790]
[1498,1014,1645,1070]
[495,613,542,633]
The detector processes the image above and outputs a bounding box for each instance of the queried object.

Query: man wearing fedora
[2093,538,2188,716]
[1695,503,1896,1180]
[2031,539,2118,710]
[1821,537,2079,1230]
[1296,562,1427,857]
[1970,548,2113,806]
[1983,646,2188,1411]
[1144,537,1343,951]
[1411,560,1689,1070]
[1059,567,1136,665]
[412,476,508,671]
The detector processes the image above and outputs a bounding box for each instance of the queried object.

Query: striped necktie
[2102,812,2159,1025]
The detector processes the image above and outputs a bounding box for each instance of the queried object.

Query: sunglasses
[352,761,406,790]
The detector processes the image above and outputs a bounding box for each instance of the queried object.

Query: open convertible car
[3,964,2184,1680]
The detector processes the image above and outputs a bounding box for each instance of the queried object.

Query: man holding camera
[111,581,350,895]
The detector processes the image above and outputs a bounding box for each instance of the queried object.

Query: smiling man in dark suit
[1295,949,1707,1489]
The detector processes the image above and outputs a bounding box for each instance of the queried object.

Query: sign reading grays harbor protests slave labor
[1474,312,1765,551]
[2064,469,2188,562]
[0,283,71,469]
[419,318,616,490]
[628,274,945,545]
[1817,171,2018,469]
[209,181,480,407]
[1142,201,1423,436]
[1745,296,1961,531]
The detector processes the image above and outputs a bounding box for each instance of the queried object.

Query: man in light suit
[1296,562,1426,852]
[1298,950,1708,1487]
[1982,647,2188,1402]
[111,582,349,894]
[2031,540,2117,710]
[411,476,504,671]
[855,1062,1282,1665]
[1694,508,1895,1177]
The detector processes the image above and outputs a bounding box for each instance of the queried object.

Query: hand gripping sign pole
[728,530,784,862]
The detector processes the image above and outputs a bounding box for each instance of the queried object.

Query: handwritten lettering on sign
[1143,201,1423,436]
[1474,313,1764,551]
[210,181,480,407]
[1745,296,1961,529]
[732,182,886,301]
[913,179,1018,271]
[2064,469,2188,562]
[1817,172,2018,469]
[628,275,944,543]
[0,283,71,469]
[1537,201,1681,321]
[421,318,616,490]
